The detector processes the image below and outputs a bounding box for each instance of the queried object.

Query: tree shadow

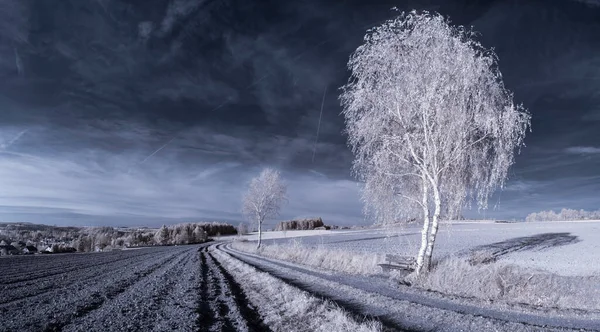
[467,232,580,264]
[326,233,420,245]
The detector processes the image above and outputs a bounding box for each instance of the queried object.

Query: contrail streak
[1,129,28,150]
[312,85,327,163]
[245,73,270,89]
[140,137,176,164]
[209,100,231,112]
[208,74,271,113]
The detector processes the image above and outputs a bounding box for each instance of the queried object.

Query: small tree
[193,225,207,243]
[154,225,169,245]
[237,222,248,236]
[175,231,190,245]
[340,11,530,274]
[96,234,110,251]
[242,168,287,249]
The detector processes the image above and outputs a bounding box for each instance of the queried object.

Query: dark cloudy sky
[0,0,599,227]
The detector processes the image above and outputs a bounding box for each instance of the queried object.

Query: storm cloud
[0,0,599,226]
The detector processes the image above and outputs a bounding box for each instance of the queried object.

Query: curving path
[220,243,600,332]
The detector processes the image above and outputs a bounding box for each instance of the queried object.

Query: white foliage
[525,208,600,222]
[242,168,287,247]
[340,11,530,272]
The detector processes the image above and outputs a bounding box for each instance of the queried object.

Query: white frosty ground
[243,221,600,277]
[241,229,357,241]
[431,220,600,277]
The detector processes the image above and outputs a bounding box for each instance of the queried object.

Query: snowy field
[246,221,600,277]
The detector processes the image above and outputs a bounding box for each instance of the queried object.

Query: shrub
[274,218,324,231]
[231,240,383,276]
[408,255,600,311]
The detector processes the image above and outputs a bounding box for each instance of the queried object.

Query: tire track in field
[197,250,218,330]
[198,250,237,331]
[196,248,270,332]
[208,252,272,332]
[219,245,405,332]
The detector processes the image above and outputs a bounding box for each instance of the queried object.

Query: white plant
[340,11,530,274]
[237,222,248,236]
[154,224,169,245]
[242,168,287,248]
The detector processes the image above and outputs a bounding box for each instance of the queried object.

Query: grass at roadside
[232,239,600,312]
[408,255,600,312]
[212,247,382,332]
[231,239,383,275]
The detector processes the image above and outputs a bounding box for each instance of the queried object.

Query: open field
[250,221,600,276]
[3,221,599,331]
[0,243,382,332]
[0,244,266,331]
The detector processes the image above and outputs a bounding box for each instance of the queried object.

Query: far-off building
[0,245,20,256]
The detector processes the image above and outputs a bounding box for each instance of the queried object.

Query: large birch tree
[242,168,287,249]
[340,11,531,274]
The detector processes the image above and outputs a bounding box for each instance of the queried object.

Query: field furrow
[61,247,197,331]
[0,246,189,331]
[0,243,272,332]
[1,250,161,303]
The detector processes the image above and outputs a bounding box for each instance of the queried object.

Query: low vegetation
[407,255,600,312]
[213,248,382,332]
[231,239,382,276]
[0,221,235,254]
[525,208,600,222]
[234,239,600,312]
[242,168,287,248]
[274,217,325,231]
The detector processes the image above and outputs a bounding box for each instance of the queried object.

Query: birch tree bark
[415,175,430,273]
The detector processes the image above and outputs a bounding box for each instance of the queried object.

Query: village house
[0,244,20,256]
[22,246,38,254]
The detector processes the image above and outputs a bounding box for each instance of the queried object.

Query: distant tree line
[274,218,324,231]
[525,208,600,222]
[0,221,236,254]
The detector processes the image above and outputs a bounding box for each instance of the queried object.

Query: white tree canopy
[340,11,531,272]
[242,168,287,248]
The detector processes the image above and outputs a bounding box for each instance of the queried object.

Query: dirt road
[221,243,600,332]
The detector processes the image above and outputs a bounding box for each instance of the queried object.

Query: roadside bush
[214,250,383,332]
[237,222,248,236]
[274,217,324,231]
[408,255,600,311]
[231,240,383,276]
[233,240,600,312]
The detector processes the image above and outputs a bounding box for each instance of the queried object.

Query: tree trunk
[257,218,262,249]
[423,184,441,272]
[415,176,430,275]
